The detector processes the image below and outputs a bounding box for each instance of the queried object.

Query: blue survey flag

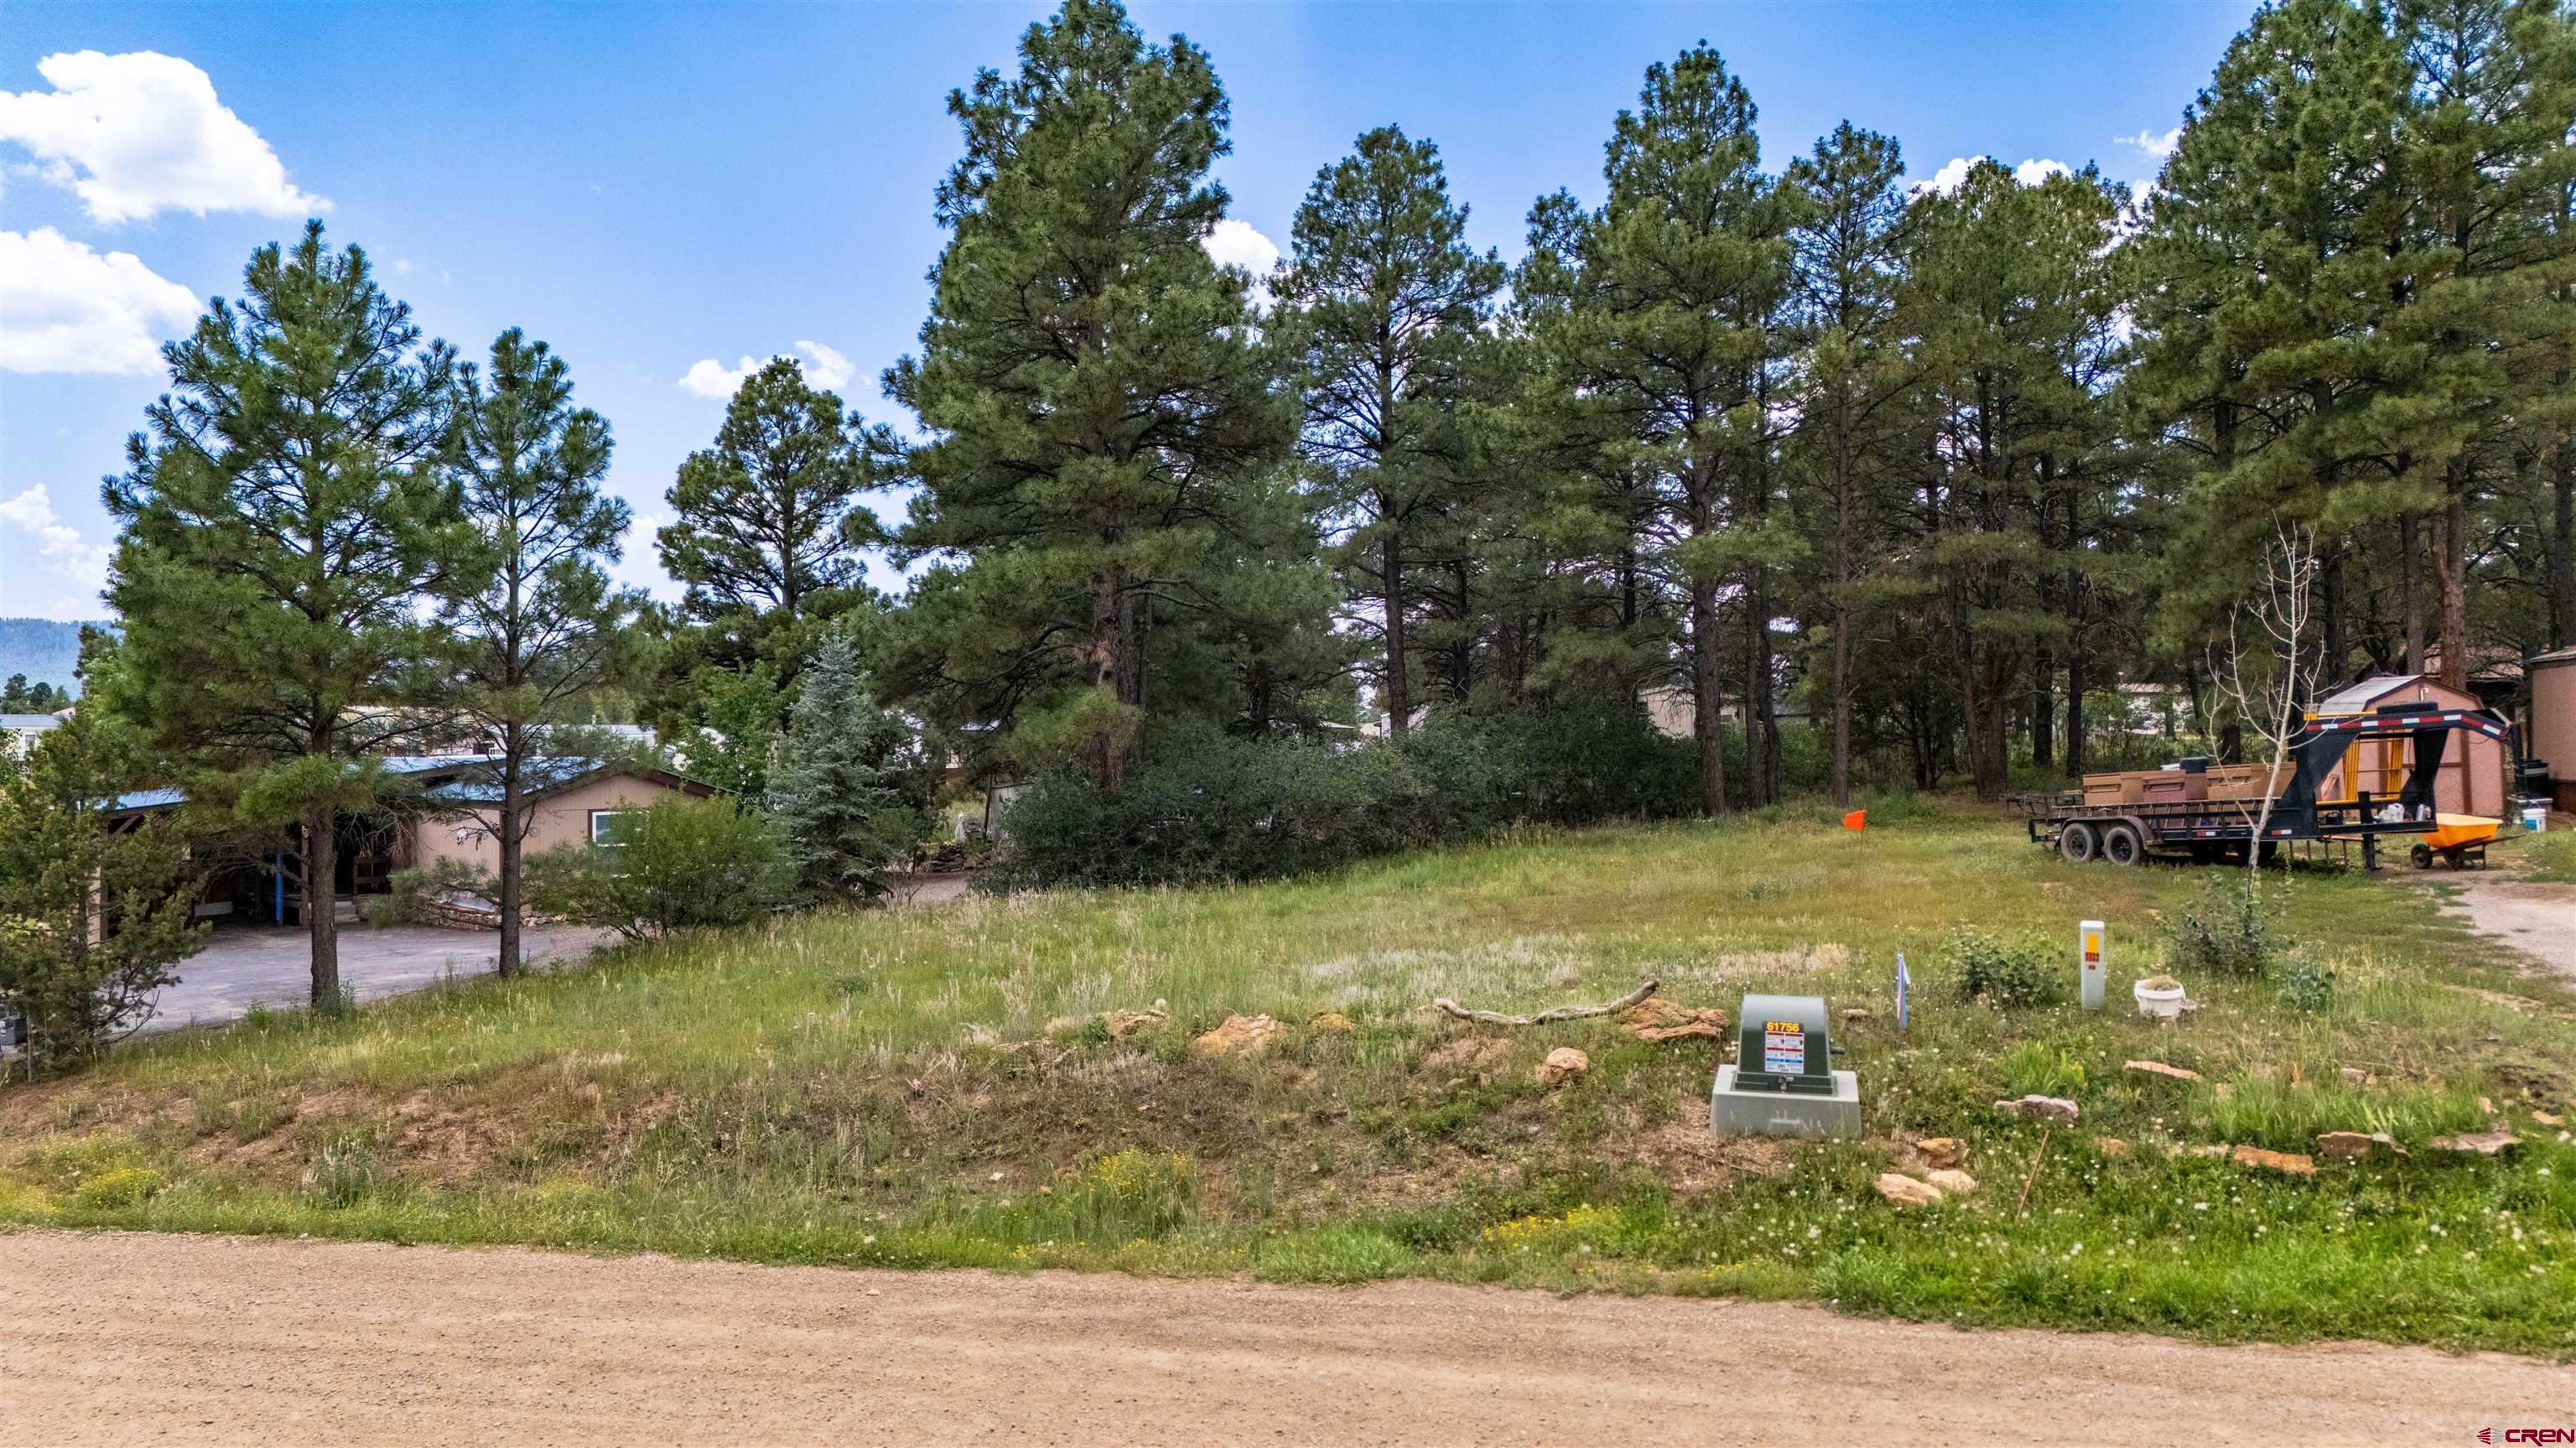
[1896,952,1910,1030]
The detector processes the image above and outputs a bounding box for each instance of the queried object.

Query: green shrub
[1950,928,2058,1007]
[361,859,493,926]
[303,1131,386,1208]
[993,698,1693,890]
[527,797,796,940]
[2163,874,2278,978]
[2278,948,2336,1014]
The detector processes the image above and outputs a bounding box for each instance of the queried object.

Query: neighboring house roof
[421,759,713,806]
[108,755,715,817]
[3,714,63,730]
[2532,646,2576,668]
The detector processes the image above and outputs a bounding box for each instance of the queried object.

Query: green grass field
[7,799,2573,1356]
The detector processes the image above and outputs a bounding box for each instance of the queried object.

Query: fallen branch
[1433,980,1658,1028]
[2013,1124,2054,1222]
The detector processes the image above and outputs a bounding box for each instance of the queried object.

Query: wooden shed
[2531,646,2576,813]
[2308,674,2509,818]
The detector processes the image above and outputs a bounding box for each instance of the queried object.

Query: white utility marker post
[2078,920,2106,1010]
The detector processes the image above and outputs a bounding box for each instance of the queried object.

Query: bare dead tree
[2201,520,2322,878]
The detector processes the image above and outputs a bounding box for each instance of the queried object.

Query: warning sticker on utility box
[1763,1021,1805,1076]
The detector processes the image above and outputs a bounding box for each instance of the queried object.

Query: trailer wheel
[2059,821,2099,863]
[2102,823,2145,866]
[2409,843,2433,869]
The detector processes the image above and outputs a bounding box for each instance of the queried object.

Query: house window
[589,809,629,846]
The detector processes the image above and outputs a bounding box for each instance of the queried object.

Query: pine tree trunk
[2435,477,2470,693]
[2064,645,2087,777]
[2400,510,2425,674]
[1828,465,1853,808]
[2320,550,2346,697]
[2031,646,2054,771]
[1088,567,1125,790]
[1690,579,1728,818]
[1381,525,1410,737]
[497,754,523,980]
[2553,426,2576,650]
[306,810,340,1009]
[1743,576,1771,807]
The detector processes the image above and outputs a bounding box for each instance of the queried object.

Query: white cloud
[1914,156,1985,195]
[0,227,201,375]
[392,257,415,274]
[2116,126,2182,164]
[607,507,683,601]
[678,340,855,400]
[0,483,115,596]
[1912,155,2071,196]
[1201,217,1280,275]
[0,50,329,224]
[792,339,853,390]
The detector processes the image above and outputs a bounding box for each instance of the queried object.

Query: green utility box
[1709,993,1860,1138]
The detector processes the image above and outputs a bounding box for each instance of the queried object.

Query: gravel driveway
[5,1230,2568,1447]
[143,923,614,1032]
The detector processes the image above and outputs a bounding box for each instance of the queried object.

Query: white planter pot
[2134,981,2187,1019]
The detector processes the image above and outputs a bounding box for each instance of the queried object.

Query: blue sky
[2,0,2255,621]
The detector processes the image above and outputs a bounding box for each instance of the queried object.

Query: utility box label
[2079,919,2106,1011]
[1763,1020,1805,1075]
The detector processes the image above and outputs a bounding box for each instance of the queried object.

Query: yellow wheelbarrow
[2409,813,2500,869]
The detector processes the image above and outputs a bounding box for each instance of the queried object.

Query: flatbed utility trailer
[2017,703,2518,869]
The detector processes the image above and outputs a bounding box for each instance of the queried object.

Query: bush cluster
[991,698,1696,890]
[528,797,797,940]
[1950,927,2058,1008]
[2163,874,2278,978]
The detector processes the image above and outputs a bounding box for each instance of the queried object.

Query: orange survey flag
[1843,810,1866,830]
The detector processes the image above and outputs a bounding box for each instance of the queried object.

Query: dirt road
[2436,876,2576,984]
[5,1231,2568,1445]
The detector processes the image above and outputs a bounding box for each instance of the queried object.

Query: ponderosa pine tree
[1276,126,1505,735]
[883,0,1293,786]
[1542,44,1800,817]
[0,711,204,1073]
[439,329,638,977]
[766,625,930,902]
[104,222,460,1008]
[1784,121,1913,806]
[657,356,877,697]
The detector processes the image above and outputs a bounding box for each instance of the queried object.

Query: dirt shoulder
[2431,874,2576,984]
[5,1230,2568,1447]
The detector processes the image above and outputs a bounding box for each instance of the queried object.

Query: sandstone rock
[1422,1034,1510,1074]
[2094,1137,2130,1156]
[1308,1011,1357,1035]
[1191,1014,1282,1058]
[1995,1095,2080,1125]
[2315,1130,2404,1160]
[1536,1046,1591,1087]
[2230,1145,2315,1177]
[1914,1137,1967,1170]
[2479,1096,2497,1115]
[2432,1123,2519,1155]
[2339,1067,2373,1087]
[1873,1172,1945,1208]
[1104,1008,1167,1040]
[1924,1169,1980,1195]
[2534,1110,2565,1126]
[1626,999,1729,1043]
[2124,1060,2202,1083]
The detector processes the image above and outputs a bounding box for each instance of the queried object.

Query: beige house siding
[411,771,699,873]
[2533,656,2576,812]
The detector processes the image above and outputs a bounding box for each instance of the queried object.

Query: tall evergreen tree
[882,0,1294,786]
[1784,122,1914,805]
[1542,44,1800,816]
[657,356,876,693]
[1276,125,1505,734]
[766,626,930,902]
[439,329,638,977]
[103,222,459,1007]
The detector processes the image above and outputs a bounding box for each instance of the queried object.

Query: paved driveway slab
[145,924,613,1032]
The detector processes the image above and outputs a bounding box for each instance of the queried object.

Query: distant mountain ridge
[0,618,106,696]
